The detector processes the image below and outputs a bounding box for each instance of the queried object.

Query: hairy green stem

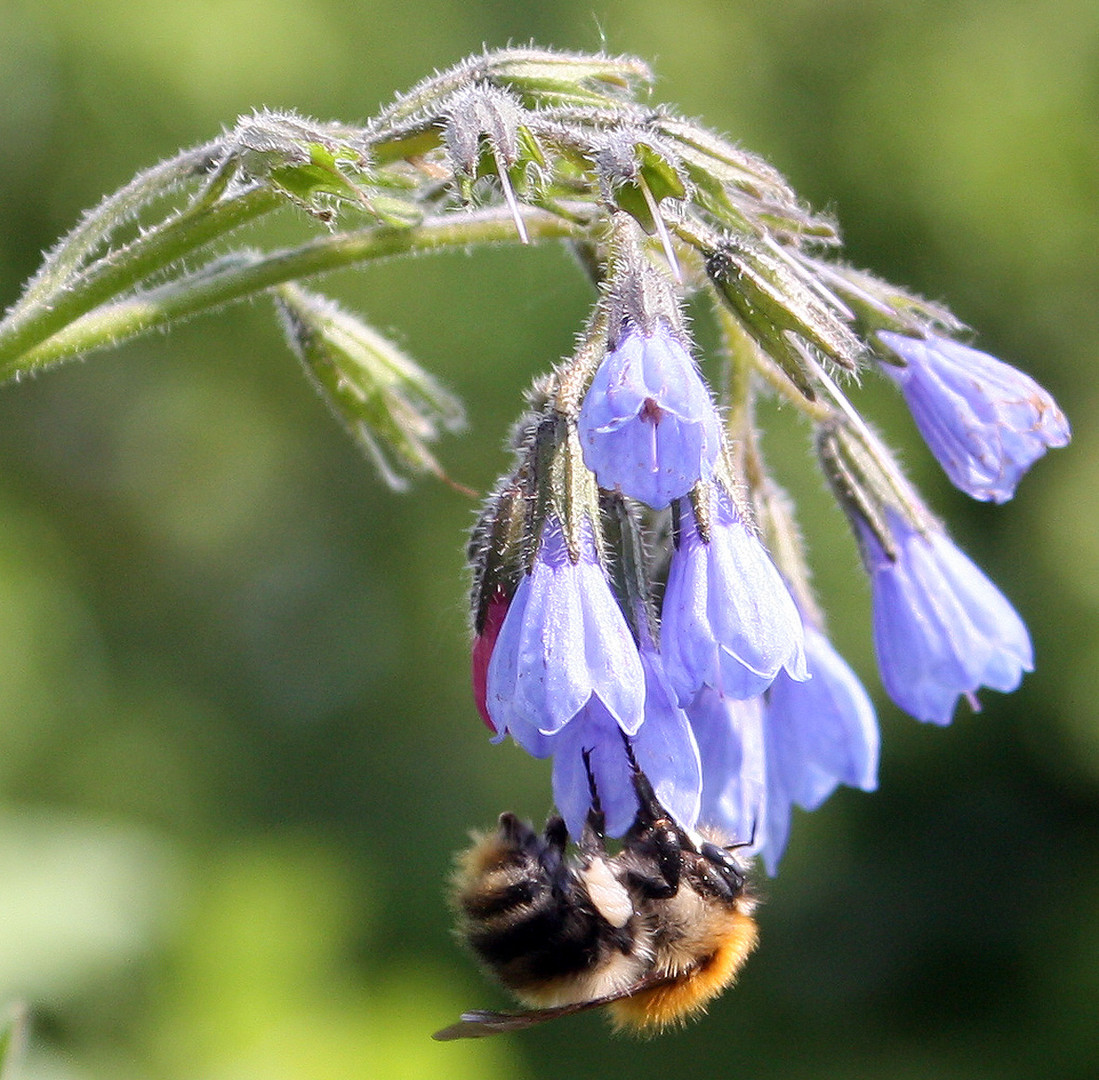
[0,184,282,374]
[2,207,576,378]
[9,143,226,319]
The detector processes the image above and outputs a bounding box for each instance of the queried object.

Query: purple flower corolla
[485,515,644,753]
[759,622,879,874]
[861,512,1033,725]
[578,320,722,509]
[878,332,1070,504]
[661,490,808,705]
[687,688,766,850]
[551,643,702,838]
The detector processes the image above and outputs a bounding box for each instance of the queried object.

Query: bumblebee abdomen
[452,820,652,1006]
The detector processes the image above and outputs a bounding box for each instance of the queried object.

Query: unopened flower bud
[655,116,837,243]
[484,47,653,108]
[230,110,419,226]
[468,481,530,634]
[275,284,463,490]
[857,509,1033,725]
[706,237,863,385]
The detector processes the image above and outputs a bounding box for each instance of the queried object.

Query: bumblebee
[433,754,758,1040]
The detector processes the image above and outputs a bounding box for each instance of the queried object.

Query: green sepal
[614,145,685,233]
[266,144,367,211]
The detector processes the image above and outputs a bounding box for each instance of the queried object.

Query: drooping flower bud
[483,47,653,108]
[485,512,645,751]
[706,237,863,391]
[819,424,1033,725]
[857,510,1033,725]
[274,284,463,490]
[578,318,721,509]
[575,225,722,509]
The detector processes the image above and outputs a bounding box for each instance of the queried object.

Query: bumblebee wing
[432,1003,599,1040]
[432,973,675,1041]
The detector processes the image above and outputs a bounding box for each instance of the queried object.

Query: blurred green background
[0,1,1096,1078]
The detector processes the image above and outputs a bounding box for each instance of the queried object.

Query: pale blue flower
[686,688,766,849]
[878,332,1070,504]
[759,621,879,873]
[485,515,644,751]
[661,488,808,704]
[861,512,1033,724]
[578,319,721,509]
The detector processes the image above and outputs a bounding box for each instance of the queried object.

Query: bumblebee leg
[577,747,608,855]
[618,733,684,896]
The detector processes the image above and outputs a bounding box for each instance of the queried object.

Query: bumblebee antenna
[725,810,760,853]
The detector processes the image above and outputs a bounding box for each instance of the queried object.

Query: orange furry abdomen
[608,909,759,1032]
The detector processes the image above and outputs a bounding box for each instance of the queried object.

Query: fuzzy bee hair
[435,757,757,1040]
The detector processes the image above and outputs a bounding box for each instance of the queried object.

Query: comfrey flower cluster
[0,47,1070,874]
[469,235,1066,872]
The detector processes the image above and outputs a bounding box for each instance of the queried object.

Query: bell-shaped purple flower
[861,511,1033,725]
[661,488,808,705]
[577,319,722,509]
[485,515,645,753]
[686,688,766,850]
[877,332,1070,504]
[551,642,702,838]
[759,622,880,874]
